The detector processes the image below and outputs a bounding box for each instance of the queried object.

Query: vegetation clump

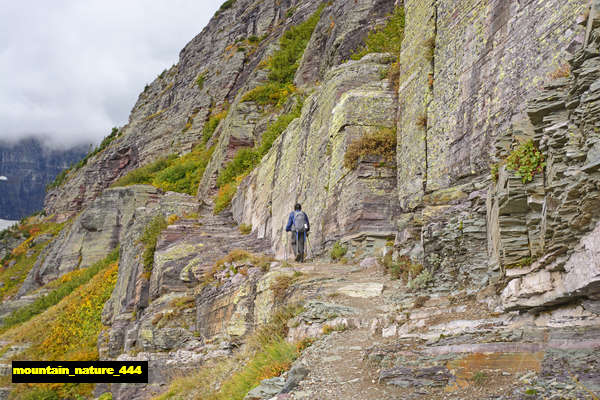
[0,219,67,300]
[214,178,243,215]
[139,215,168,277]
[549,63,571,80]
[213,5,322,213]
[0,248,119,332]
[271,275,294,303]
[380,254,424,283]
[203,107,229,144]
[214,101,303,214]
[239,223,252,235]
[2,258,119,399]
[112,144,214,196]
[350,6,405,60]
[505,140,546,183]
[241,4,324,109]
[407,269,432,290]
[343,127,397,170]
[322,323,348,335]
[202,249,274,286]
[155,304,305,400]
[330,242,347,261]
[196,72,206,89]
[215,0,236,16]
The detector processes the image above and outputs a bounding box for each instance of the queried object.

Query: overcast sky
[0,0,220,148]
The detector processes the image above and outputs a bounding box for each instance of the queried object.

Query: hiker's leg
[290,233,297,257]
[298,232,305,262]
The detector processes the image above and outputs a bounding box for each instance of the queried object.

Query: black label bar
[12,361,148,383]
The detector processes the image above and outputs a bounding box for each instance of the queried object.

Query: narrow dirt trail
[283,261,409,400]
[275,259,600,400]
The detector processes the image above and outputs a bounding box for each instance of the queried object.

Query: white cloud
[0,0,220,147]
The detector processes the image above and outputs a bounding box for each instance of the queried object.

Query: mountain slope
[1,0,600,399]
[0,138,87,220]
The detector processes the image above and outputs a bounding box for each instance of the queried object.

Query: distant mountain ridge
[0,137,88,219]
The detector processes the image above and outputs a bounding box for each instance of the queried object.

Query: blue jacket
[286,211,310,232]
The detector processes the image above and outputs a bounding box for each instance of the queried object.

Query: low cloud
[0,0,219,147]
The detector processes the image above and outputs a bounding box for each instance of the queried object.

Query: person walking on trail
[286,203,310,262]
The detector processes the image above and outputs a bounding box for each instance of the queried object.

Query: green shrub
[112,145,214,196]
[214,180,240,215]
[268,5,324,84]
[257,102,302,154]
[216,100,303,192]
[215,0,235,15]
[343,127,397,169]
[241,4,324,108]
[472,371,488,386]
[407,269,432,290]
[330,242,347,261]
[196,72,206,89]
[286,6,297,18]
[242,82,296,108]
[46,169,69,191]
[152,146,215,195]
[140,215,167,277]
[381,255,424,282]
[203,108,229,144]
[0,249,119,332]
[217,148,261,188]
[239,224,252,235]
[505,140,546,183]
[112,155,176,187]
[351,7,405,60]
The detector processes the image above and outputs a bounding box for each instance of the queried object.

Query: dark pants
[290,231,306,262]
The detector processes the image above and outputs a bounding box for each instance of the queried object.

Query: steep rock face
[19,186,197,297]
[0,137,87,219]
[8,1,600,398]
[197,0,396,199]
[497,36,600,310]
[393,0,589,291]
[232,54,399,258]
[45,0,394,217]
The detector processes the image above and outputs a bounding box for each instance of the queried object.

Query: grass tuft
[112,144,214,196]
[140,215,167,278]
[239,224,252,235]
[350,7,405,60]
[343,127,397,170]
[330,242,347,261]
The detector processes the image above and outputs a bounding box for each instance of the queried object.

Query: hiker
[285,203,310,262]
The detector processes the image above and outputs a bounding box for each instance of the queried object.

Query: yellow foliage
[3,261,118,399]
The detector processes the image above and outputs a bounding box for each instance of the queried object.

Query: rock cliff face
[3,0,600,399]
[0,137,87,219]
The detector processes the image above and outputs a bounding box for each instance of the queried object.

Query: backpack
[292,211,308,233]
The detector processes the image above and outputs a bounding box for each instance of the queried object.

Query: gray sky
[0,0,220,148]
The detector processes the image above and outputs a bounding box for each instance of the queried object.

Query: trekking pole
[307,235,312,260]
[285,233,288,262]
